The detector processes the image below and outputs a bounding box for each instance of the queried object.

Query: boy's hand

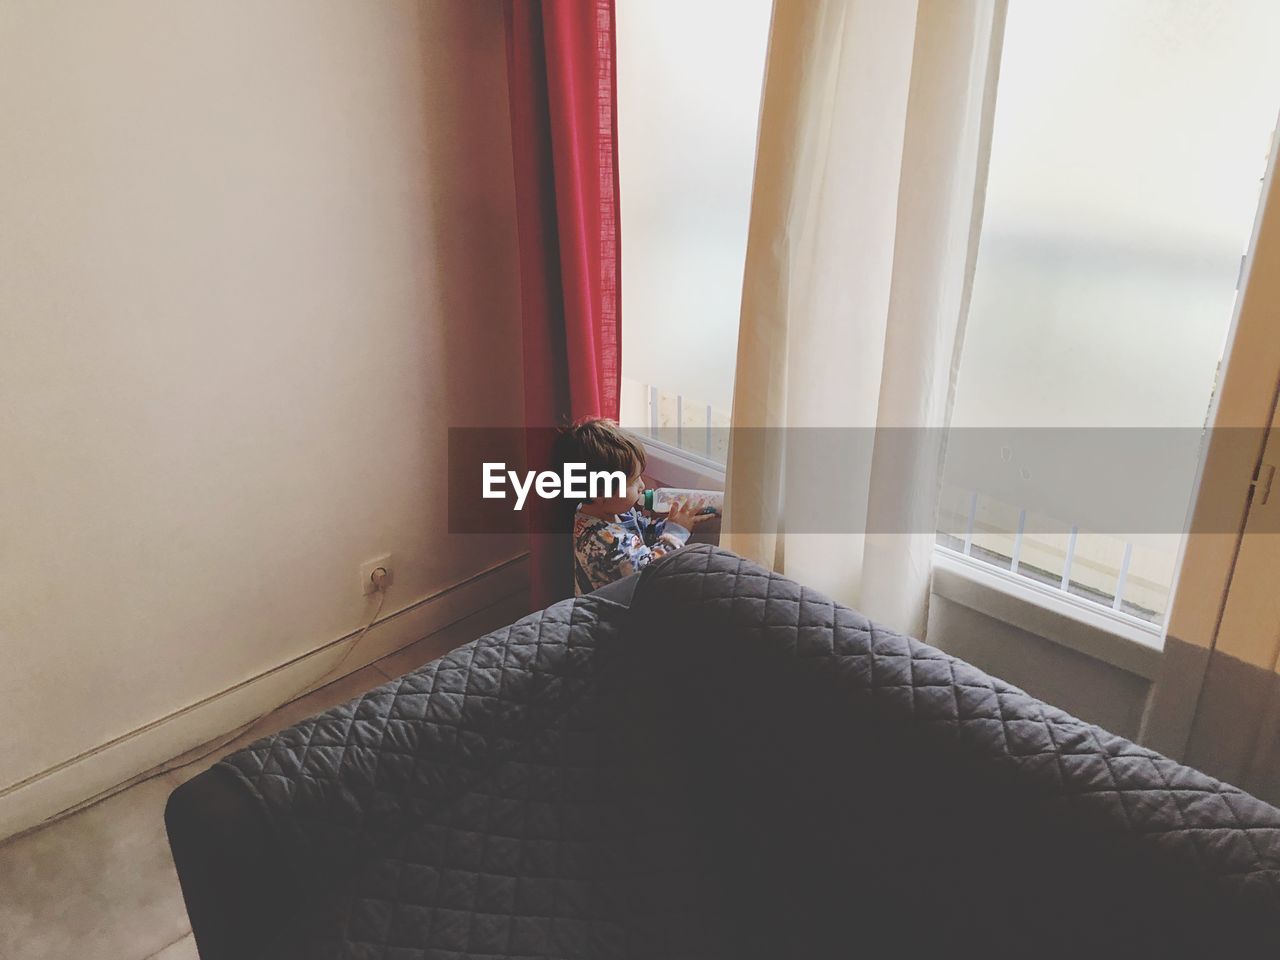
[666,497,716,532]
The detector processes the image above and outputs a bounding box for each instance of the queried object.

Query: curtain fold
[503,0,620,607]
[722,0,1006,637]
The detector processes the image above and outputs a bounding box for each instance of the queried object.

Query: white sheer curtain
[722,0,1006,636]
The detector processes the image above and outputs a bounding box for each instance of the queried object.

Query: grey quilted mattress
[215,544,1280,958]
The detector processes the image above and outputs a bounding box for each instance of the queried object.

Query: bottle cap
[643,489,654,511]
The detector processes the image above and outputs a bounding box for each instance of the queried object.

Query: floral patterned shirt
[573,507,691,595]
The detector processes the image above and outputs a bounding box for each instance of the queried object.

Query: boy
[558,418,713,595]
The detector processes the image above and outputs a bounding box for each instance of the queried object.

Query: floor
[0,593,530,960]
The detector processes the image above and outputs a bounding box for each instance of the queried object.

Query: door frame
[1140,122,1280,760]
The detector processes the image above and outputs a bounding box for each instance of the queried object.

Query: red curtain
[503,0,621,607]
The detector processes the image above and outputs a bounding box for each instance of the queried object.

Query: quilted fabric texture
[630,546,1280,898]
[218,593,735,959]
[214,545,1280,958]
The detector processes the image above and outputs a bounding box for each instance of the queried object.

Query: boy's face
[595,470,644,515]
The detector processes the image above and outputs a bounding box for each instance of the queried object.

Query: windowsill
[626,445,1164,682]
[638,435,727,489]
[931,546,1164,680]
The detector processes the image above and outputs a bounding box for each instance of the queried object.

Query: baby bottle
[642,487,723,516]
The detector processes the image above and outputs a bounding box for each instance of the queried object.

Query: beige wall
[0,0,523,814]
[928,597,1152,740]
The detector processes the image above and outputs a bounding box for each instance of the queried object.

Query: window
[938,0,1280,625]
[614,0,771,464]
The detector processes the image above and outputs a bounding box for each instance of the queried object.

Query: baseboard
[0,553,530,841]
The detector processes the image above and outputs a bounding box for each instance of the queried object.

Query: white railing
[626,380,730,466]
[944,488,1171,626]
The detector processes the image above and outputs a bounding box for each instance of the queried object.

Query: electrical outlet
[359,554,393,596]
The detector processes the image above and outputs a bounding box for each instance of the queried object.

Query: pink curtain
[503,0,621,607]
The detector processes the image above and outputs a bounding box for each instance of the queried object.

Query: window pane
[943,0,1280,623]
[615,0,771,458]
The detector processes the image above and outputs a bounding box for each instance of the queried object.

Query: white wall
[0,0,524,824]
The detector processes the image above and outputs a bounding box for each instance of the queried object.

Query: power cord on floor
[26,567,393,835]
[152,565,392,779]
